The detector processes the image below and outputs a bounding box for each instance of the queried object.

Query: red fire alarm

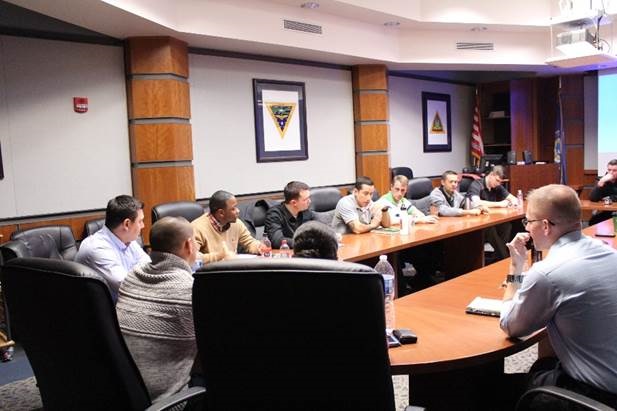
[73,97,88,113]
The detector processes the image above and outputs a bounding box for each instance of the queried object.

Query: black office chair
[516,386,616,411]
[192,258,395,411]
[458,173,480,195]
[309,187,342,224]
[83,218,105,238]
[406,177,433,215]
[0,257,205,411]
[4,226,77,261]
[151,200,205,224]
[238,199,279,240]
[391,166,414,181]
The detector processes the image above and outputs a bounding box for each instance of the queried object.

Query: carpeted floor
[0,344,538,411]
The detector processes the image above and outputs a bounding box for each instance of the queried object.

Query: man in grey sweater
[116,216,198,403]
[430,170,488,217]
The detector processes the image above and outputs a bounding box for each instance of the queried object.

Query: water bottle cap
[379,255,387,261]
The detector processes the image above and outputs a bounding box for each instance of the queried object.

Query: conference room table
[383,219,615,409]
[337,206,525,295]
[580,199,617,212]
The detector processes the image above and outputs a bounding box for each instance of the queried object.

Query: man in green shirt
[376,175,438,225]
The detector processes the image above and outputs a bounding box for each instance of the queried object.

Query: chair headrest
[84,218,105,238]
[309,187,341,212]
[3,257,105,282]
[407,177,433,200]
[11,226,77,260]
[197,257,376,274]
[151,201,204,223]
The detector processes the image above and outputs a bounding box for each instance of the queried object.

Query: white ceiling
[5,0,617,78]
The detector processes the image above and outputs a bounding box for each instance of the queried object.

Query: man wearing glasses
[501,184,617,407]
[467,165,518,260]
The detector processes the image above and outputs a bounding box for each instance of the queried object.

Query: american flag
[471,89,484,165]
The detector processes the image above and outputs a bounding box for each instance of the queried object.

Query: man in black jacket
[264,181,314,248]
[589,159,617,226]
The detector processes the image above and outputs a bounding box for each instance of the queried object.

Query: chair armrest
[144,386,206,411]
[516,386,615,411]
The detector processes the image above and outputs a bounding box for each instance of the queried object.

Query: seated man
[192,190,265,262]
[430,170,488,217]
[588,159,617,225]
[501,184,617,407]
[265,181,314,248]
[292,220,338,260]
[377,174,438,225]
[332,176,390,234]
[467,165,518,260]
[75,195,150,302]
[116,216,198,403]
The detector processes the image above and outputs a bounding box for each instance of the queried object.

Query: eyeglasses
[522,218,556,226]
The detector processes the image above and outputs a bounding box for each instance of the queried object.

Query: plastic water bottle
[279,239,291,258]
[517,190,524,210]
[261,236,272,258]
[374,255,396,331]
[399,205,409,235]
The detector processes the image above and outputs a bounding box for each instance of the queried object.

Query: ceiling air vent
[456,42,494,50]
[284,19,322,34]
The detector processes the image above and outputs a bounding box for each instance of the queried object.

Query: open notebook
[466,296,502,317]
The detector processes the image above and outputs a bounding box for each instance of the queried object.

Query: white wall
[0,36,131,218]
[190,54,356,198]
[389,76,474,176]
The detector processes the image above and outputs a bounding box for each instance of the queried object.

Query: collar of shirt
[209,213,230,233]
[101,225,130,252]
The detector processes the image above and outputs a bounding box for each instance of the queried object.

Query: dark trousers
[484,222,512,260]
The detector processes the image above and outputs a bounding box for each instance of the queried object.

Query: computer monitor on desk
[479,154,504,173]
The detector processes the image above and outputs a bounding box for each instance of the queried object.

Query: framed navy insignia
[253,79,308,162]
[422,92,452,153]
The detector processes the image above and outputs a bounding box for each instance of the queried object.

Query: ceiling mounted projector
[547,27,617,68]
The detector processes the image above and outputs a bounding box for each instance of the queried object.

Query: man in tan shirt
[192,190,265,263]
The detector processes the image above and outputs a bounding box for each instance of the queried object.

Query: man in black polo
[467,165,518,260]
[264,181,315,248]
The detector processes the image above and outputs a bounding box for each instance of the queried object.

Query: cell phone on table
[386,333,401,348]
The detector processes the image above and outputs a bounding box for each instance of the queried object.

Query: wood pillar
[125,37,195,242]
[352,65,390,196]
[559,74,585,189]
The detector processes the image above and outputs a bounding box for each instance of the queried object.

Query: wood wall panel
[352,65,388,90]
[563,120,584,145]
[132,166,195,241]
[565,146,584,188]
[18,214,105,241]
[128,79,190,120]
[507,164,560,195]
[354,123,388,152]
[130,123,193,162]
[354,93,389,121]
[355,153,389,196]
[125,37,188,77]
[536,77,558,162]
[510,79,536,156]
[0,225,17,244]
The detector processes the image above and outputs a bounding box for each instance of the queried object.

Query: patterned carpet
[0,345,538,411]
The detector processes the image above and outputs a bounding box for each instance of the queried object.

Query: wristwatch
[506,274,524,284]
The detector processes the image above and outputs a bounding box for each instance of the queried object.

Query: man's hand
[598,173,615,188]
[506,232,530,274]
[419,215,439,224]
[370,208,383,228]
[498,199,511,208]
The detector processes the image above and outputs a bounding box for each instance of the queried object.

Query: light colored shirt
[331,194,373,234]
[429,187,466,217]
[75,225,150,300]
[376,192,418,225]
[500,231,617,394]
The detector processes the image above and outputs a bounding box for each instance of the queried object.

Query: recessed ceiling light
[384,21,400,27]
[471,26,487,32]
[301,2,319,9]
